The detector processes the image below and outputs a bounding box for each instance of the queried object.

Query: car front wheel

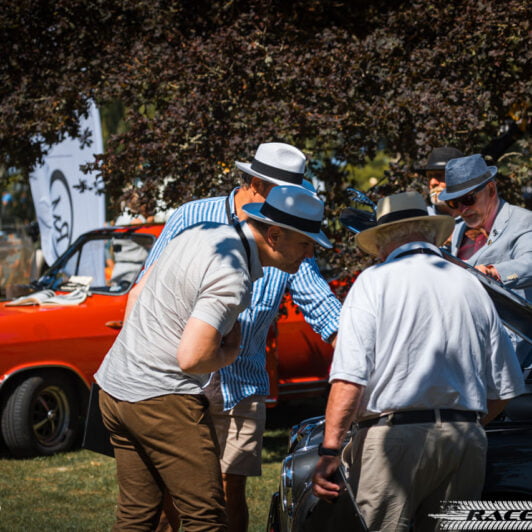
[1,372,80,457]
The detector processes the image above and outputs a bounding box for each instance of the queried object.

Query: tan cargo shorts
[204,373,266,477]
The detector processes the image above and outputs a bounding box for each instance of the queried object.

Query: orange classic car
[0,223,334,457]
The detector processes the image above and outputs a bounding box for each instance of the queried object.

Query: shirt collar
[483,196,501,235]
[240,220,263,282]
[386,241,442,263]
[228,187,239,220]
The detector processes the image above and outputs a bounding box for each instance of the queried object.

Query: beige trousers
[348,420,487,532]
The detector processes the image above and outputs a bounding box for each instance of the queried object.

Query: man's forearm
[323,379,364,450]
[177,318,240,373]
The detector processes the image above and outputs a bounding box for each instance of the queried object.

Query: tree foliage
[1,0,530,274]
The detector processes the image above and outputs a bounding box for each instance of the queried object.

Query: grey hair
[375,220,438,255]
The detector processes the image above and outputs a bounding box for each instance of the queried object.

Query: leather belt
[357,409,479,428]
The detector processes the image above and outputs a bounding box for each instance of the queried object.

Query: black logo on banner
[49,170,74,259]
[430,500,532,529]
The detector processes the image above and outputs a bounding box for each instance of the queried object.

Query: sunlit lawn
[0,398,326,531]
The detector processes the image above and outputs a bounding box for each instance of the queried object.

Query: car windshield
[36,232,155,295]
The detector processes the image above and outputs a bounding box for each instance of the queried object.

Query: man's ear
[251,177,273,200]
[266,225,282,249]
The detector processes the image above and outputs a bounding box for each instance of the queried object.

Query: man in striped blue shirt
[134,142,341,532]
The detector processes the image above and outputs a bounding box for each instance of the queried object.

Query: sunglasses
[445,182,490,210]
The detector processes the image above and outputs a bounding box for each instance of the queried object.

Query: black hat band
[260,203,322,233]
[251,158,304,184]
[378,209,427,225]
[445,170,492,193]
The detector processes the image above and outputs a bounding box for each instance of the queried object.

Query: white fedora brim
[438,166,497,201]
[355,214,455,257]
[243,203,332,249]
[235,161,308,189]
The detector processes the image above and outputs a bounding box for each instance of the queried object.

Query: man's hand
[329,332,337,350]
[312,455,343,502]
[220,321,241,366]
[475,264,501,281]
[481,398,509,426]
[312,379,363,502]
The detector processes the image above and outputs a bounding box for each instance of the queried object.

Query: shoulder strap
[225,194,233,224]
[225,195,251,272]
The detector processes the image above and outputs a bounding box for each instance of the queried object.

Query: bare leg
[222,473,248,532]
[156,475,246,532]
[155,490,181,532]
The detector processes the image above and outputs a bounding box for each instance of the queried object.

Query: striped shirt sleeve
[287,257,342,342]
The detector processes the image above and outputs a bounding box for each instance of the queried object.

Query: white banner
[29,101,105,266]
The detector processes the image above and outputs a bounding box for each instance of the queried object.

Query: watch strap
[318,443,340,457]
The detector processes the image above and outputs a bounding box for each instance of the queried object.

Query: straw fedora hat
[355,191,455,256]
[243,185,332,248]
[236,142,308,188]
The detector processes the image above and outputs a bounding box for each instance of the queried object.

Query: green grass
[0,398,326,531]
[0,451,117,531]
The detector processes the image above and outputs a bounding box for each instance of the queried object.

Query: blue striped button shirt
[142,188,342,410]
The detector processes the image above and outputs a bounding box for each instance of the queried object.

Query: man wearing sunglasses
[439,153,532,363]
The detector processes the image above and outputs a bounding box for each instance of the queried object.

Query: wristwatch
[318,443,340,457]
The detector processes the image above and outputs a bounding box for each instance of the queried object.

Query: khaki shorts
[204,374,266,477]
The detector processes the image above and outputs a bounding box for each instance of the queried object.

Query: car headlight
[288,416,325,453]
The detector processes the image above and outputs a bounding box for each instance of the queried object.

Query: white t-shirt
[331,242,524,417]
[95,221,263,401]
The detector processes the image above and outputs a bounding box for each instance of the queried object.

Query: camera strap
[225,195,251,273]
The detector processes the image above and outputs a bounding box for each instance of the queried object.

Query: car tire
[1,372,81,458]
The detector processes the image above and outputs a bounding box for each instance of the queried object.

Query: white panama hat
[243,185,332,249]
[236,142,308,188]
